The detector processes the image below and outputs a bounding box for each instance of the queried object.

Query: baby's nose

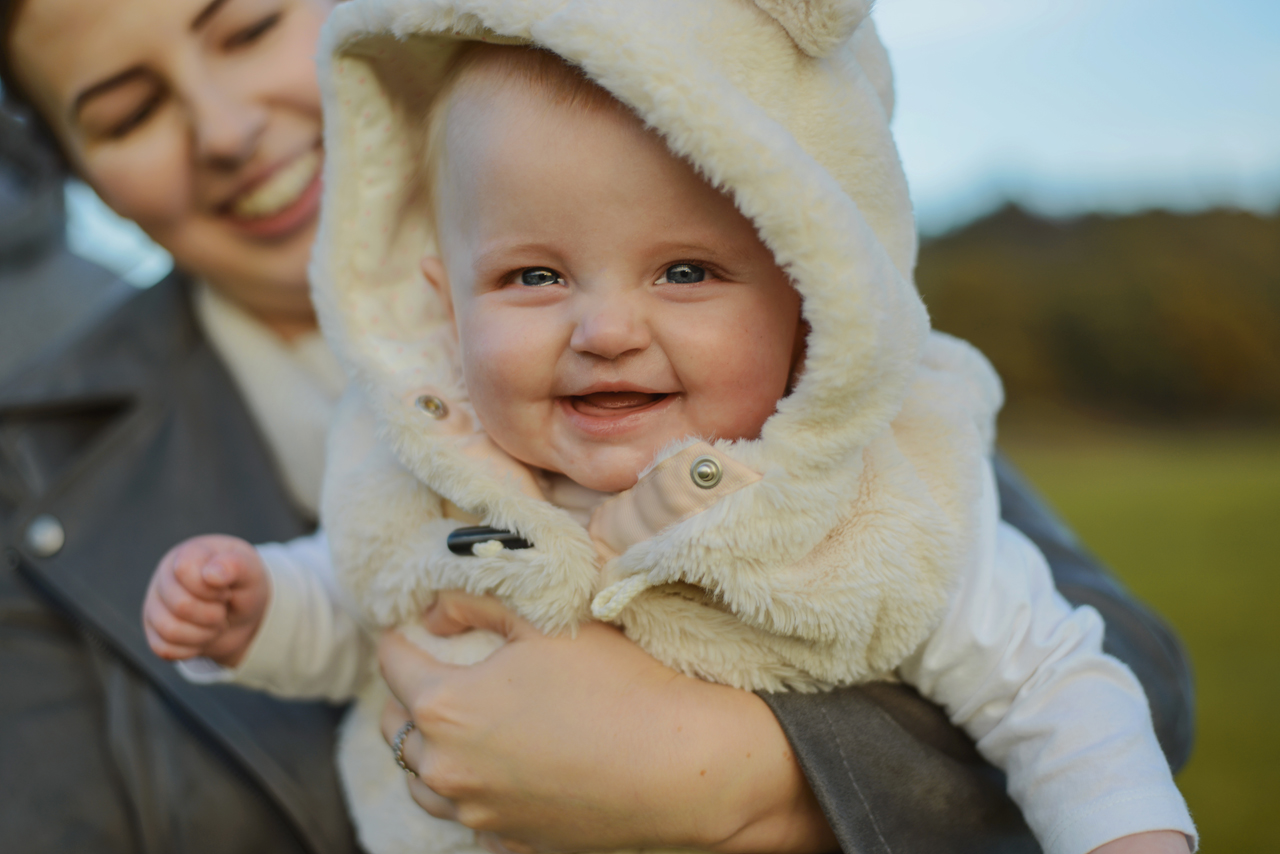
[569,299,651,359]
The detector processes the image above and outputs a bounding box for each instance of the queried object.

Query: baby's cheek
[688,352,789,442]
[737,325,798,423]
[458,319,550,439]
[459,312,524,388]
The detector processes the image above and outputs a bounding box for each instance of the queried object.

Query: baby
[143,2,1195,854]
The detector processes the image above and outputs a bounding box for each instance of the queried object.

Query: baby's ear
[753,0,872,57]
[420,255,454,323]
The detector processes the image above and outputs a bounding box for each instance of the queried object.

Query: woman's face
[10,0,336,327]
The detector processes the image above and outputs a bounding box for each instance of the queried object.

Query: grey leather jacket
[0,275,1192,854]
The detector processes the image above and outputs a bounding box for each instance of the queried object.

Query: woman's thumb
[423,591,541,640]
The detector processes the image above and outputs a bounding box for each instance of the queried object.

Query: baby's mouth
[569,391,669,417]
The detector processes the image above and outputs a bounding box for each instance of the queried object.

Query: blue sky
[875,0,1280,231]
[68,0,1280,280]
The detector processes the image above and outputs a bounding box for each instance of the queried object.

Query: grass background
[1001,422,1280,852]
[915,206,1280,851]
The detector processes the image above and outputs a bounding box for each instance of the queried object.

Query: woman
[0,1,1193,852]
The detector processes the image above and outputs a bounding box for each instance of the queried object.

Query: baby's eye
[519,268,563,287]
[660,263,707,285]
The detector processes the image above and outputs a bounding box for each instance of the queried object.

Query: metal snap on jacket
[690,455,723,489]
[415,395,448,419]
[25,514,65,557]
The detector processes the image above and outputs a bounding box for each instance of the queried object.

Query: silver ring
[392,720,418,777]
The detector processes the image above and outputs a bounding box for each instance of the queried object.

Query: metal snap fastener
[25,514,65,558]
[415,395,448,419]
[690,455,723,489]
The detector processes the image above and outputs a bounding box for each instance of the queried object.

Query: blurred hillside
[916,206,1280,424]
[919,207,1280,848]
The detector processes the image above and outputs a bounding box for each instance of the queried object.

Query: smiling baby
[142,3,1195,854]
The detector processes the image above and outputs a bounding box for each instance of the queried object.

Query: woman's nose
[188,79,267,171]
[569,295,651,360]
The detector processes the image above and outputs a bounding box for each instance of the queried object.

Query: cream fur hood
[312,0,1004,691]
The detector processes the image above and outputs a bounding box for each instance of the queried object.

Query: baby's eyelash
[515,267,565,287]
[657,262,714,285]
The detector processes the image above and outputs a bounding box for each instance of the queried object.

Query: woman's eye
[226,13,281,49]
[109,95,163,139]
[519,268,563,287]
[661,263,707,285]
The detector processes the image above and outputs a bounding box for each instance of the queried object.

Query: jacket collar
[0,273,198,410]
[0,274,356,854]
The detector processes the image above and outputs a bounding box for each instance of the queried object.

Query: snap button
[690,455,723,489]
[415,395,448,419]
[25,514,65,558]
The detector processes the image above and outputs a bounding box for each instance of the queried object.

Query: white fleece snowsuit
[185,2,1196,853]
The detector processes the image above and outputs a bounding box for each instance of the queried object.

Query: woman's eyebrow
[70,0,235,121]
[190,0,235,31]
[71,68,150,120]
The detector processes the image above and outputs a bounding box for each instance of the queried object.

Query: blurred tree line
[916,205,1280,424]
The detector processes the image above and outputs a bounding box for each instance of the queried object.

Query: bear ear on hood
[752,0,873,57]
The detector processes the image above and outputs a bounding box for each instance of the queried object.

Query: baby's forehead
[442,44,633,126]
[425,45,781,279]
[422,44,656,217]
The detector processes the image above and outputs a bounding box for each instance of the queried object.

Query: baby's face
[428,82,802,493]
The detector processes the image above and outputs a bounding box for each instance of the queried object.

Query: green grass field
[1002,426,1280,852]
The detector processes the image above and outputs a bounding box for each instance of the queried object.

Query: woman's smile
[8,0,336,336]
[223,146,324,240]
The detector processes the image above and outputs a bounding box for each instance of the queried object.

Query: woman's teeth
[231,150,321,219]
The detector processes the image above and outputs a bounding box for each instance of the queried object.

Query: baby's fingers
[143,624,204,661]
[156,568,230,628]
[142,596,222,659]
[167,547,232,597]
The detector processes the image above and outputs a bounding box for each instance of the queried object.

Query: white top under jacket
[193,284,346,520]
[184,462,1195,854]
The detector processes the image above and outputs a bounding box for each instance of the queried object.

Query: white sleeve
[177,529,374,702]
[898,466,1196,854]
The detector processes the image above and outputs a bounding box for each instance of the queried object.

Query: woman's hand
[378,591,837,854]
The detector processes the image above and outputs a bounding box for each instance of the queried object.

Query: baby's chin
[542,448,659,494]
[554,463,644,494]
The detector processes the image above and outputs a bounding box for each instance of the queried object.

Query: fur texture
[310,2,1003,852]
[752,0,872,57]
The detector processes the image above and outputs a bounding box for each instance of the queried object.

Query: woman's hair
[413,43,630,238]
[0,0,67,169]
[0,0,22,98]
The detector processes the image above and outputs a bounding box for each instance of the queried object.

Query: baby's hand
[142,535,270,668]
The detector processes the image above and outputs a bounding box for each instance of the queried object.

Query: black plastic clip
[446,526,533,555]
